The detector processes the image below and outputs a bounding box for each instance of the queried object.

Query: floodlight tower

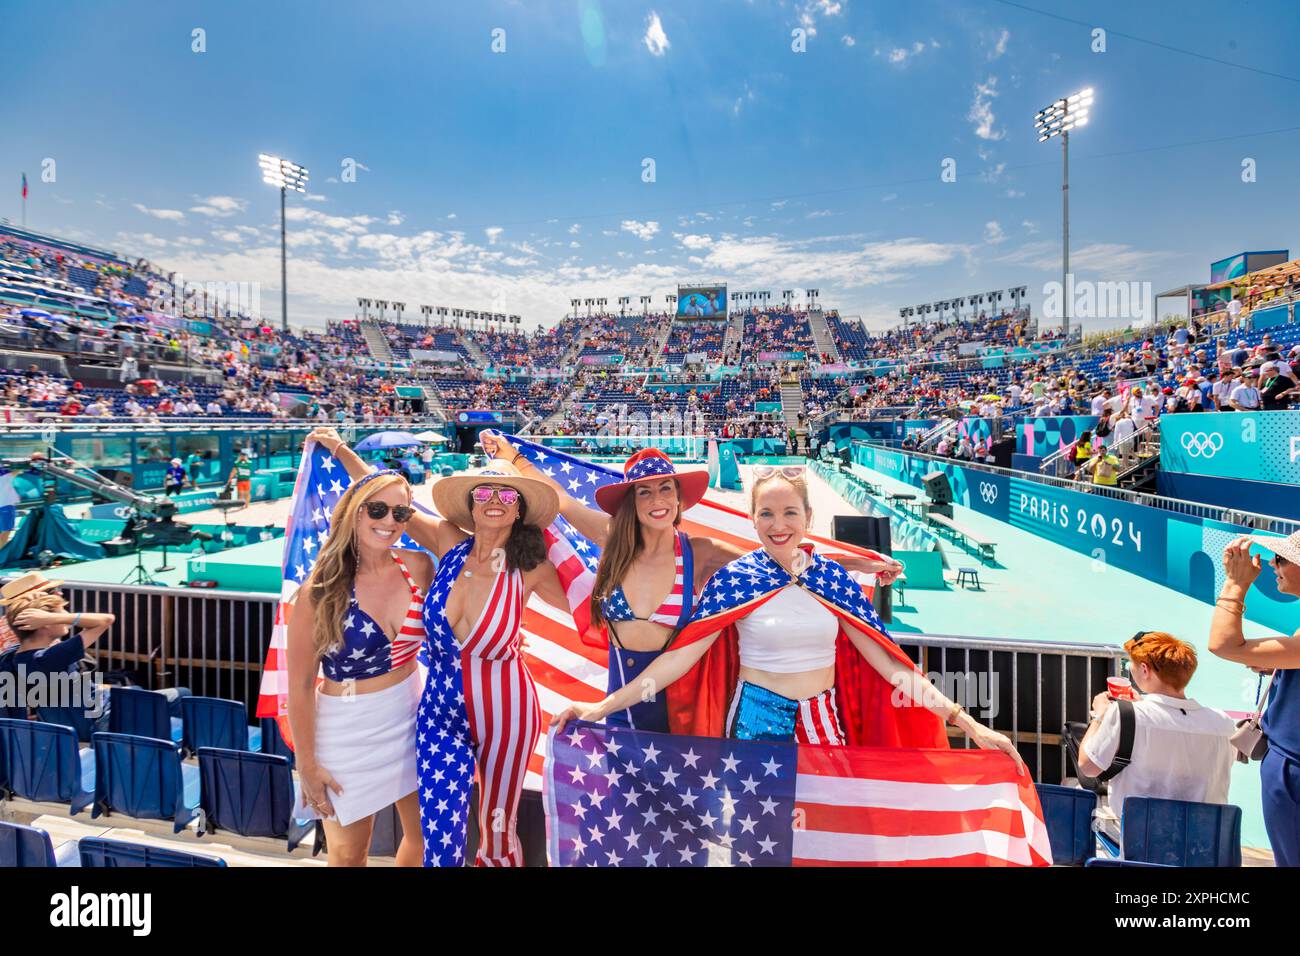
[1035,88,1093,333]
[258,154,309,332]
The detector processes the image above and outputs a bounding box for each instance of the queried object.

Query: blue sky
[3,0,1299,332]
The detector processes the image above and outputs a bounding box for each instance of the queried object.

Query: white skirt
[298,668,422,827]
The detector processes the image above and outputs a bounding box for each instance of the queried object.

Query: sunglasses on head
[362,501,414,522]
[472,486,520,506]
[753,465,806,480]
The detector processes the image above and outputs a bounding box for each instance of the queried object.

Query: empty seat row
[0,820,225,867]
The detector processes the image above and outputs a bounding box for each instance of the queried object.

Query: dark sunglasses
[362,501,414,522]
[1273,554,1290,568]
[1126,630,1160,671]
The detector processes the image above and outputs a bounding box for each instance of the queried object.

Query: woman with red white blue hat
[482,434,902,735]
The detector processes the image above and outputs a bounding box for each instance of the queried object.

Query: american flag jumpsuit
[416,538,541,867]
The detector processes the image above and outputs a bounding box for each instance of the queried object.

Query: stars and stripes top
[460,553,526,660]
[320,552,426,681]
[598,531,688,629]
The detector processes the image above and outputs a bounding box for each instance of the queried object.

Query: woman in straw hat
[309,428,569,867]
[482,433,903,735]
[285,465,432,866]
[1212,534,1300,866]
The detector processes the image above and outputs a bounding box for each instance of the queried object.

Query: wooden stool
[956,567,981,590]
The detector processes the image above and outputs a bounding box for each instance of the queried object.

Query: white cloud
[795,0,842,38]
[968,76,1005,141]
[841,35,856,47]
[621,219,660,241]
[485,226,504,244]
[387,210,405,226]
[303,193,328,203]
[188,195,247,218]
[568,223,582,235]
[674,233,713,250]
[1022,220,1038,234]
[133,203,185,222]
[807,209,833,219]
[988,28,1010,60]
[983,221,1006,244]
[1005,188,1025,198]
[879,39,936,66]
[446,213,457,220]
[644,12,670,56]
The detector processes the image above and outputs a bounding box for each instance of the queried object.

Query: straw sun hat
[431,460,560,533]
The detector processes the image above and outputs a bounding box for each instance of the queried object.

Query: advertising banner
[757,351,806,363]
[1160,411,1300,486]
[579,353,624,366]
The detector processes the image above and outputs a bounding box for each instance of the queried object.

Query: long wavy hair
[306,472,410,660]
[589,478,682,632]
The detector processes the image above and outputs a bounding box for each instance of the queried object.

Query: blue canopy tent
[355,431,422,452]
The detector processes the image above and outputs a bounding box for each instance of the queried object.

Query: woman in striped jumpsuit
[311,431,570,867]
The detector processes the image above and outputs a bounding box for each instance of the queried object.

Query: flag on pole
[544,721,1051,867]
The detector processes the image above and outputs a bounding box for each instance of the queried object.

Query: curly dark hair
[468,490,547,572]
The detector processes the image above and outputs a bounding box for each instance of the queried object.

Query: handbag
[1063,699,1136,793]
[1230,670,1277,764]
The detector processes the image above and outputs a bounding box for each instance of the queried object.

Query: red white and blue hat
[594,448,710,516]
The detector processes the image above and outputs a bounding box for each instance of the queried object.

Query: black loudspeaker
[922,471,952,505]
[830,515,893,623]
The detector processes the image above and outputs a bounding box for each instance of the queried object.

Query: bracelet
[945,702,965,726]
[511,451,525,465]
[71,612,82,629]
[1215,598,1245,613]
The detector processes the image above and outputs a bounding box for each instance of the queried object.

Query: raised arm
[309,427,465,559]
[551,630,722,732]
[1210,537,1300,668]
[843,618,1025,771]
[481,431,611,546]
[527,560,571,614]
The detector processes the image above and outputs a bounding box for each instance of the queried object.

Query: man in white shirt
[1229,371,1262,411]
[206,400,223,415]
[1212,371,1236,410]
[1077,631,1235,823]
[1226,296,1242,325]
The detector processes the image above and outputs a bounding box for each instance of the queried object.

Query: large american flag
[545,721,1051,866]
[258,436,886,781]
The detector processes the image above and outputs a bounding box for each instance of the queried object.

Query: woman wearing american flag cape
[482,435,904,735]
[310,429,572,866]
[554,467,1023,764]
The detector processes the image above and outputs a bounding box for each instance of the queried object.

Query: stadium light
[259,154,309,333]
[1034,88,1093,333]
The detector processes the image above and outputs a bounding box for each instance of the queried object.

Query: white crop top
[736,584,838,673]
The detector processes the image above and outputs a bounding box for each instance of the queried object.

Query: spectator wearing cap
[1076,631,1236,825]
[1212,534,1300,866]
[0,573,116,724]
[1229,370,1263,411]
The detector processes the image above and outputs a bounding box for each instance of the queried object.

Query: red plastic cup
[1107,676,1135,700]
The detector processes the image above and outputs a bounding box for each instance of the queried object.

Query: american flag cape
[664,546,949,749]
[545,721,1051,866]
[254,442,426,745]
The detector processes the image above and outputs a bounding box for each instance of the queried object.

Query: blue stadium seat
[108,687,183,744]
[1121,797,1242,867]
[78,836,225,868]
[197,747,315,851]
[181,696,262,755]
[260,716,294,769]
[0,718,95,814]
[37,703,99,742]
[91,732,200,833]
[0,819,79,867]
[1035,783,1097,866]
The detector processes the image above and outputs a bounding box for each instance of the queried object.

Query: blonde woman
[556,468,1021,766]
[308,427,571,867]
[286,468,433,867]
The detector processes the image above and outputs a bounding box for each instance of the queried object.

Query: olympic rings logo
[1180,431,1224,459]
[979,481,999,504]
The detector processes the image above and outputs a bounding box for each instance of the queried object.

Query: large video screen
[677,285,727,318]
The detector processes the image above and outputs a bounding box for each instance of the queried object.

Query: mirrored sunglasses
[753,465,806,480]
[472,486,520,506]
[362,501,414,522]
